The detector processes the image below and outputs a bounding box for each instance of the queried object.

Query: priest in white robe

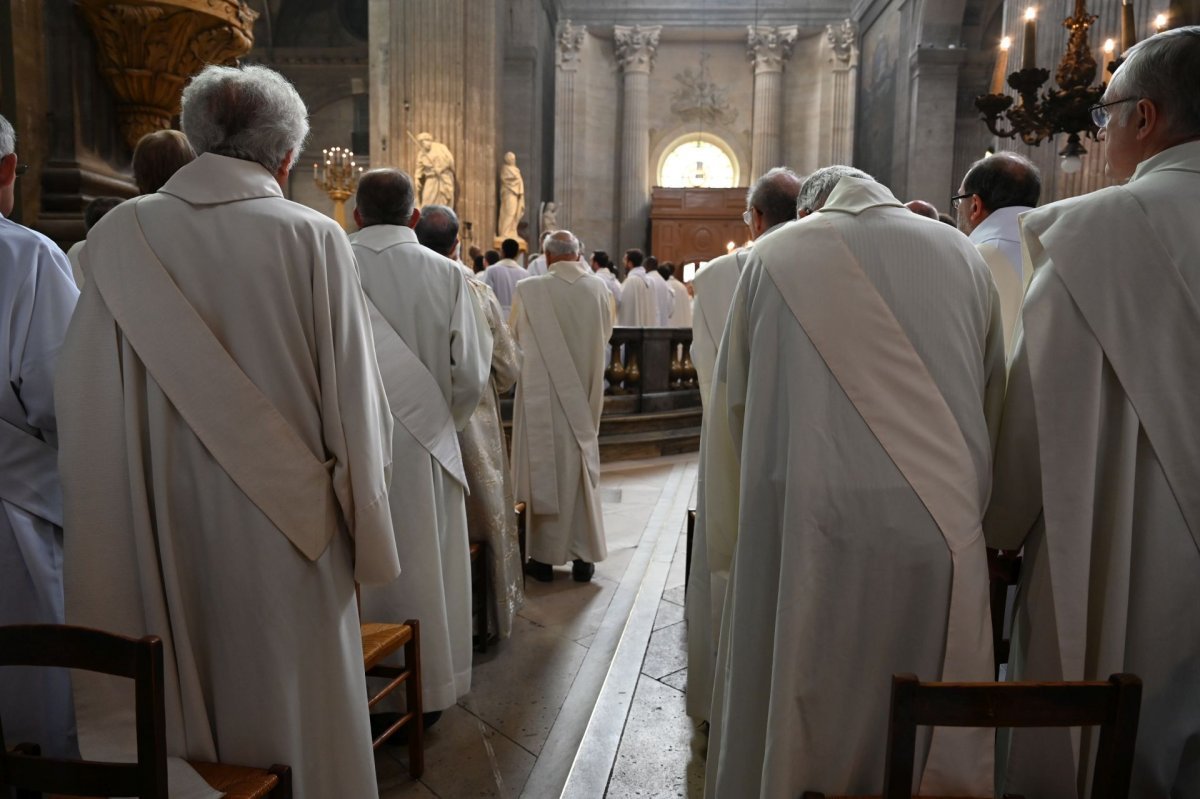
[0,113,80,759]
[616,248,660,327]
[511,230,612,582]
[351,176,491,714]
[482,237,530,316]
[985,29,1200,797]
[591,250,623,320]
[644,256,675,325]
[56,65,400,799]
[686,166,801,722]
[663,262,693,327]
[705,167,1005,797]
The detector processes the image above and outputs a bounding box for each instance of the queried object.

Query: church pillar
[368,0,498,246]
[614,24,660,251]
[905,46,965,208]
[747,25,798,180]
[818,20,859,166]
[553,20,586,231]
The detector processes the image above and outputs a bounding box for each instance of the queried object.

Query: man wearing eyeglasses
[0,113,80,758]
[952,151,1041,357]
[985,26,1200,797]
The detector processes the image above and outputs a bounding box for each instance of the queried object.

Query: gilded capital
[747,25,799,73]
[614,24,662,74]
[77,0,257,150]
[826,19,859,64]
[557,20,587,68]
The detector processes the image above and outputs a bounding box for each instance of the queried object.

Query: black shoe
[572,559,595,582]
[525,558,553,582]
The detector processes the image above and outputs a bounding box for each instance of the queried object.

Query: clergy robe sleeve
[981,278,1007,452]
[11,245,78,441]
[315,228,400,584]
[448,270,491,429]
[716,259,752,460]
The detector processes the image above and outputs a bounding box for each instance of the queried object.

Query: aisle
[375,454,699,799]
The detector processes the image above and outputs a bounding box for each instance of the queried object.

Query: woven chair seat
[361,622,413,671]
[189,761,281,799]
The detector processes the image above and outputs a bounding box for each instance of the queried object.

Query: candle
[1154,12,1168,30]
[1121,0,1136,52]
[991,37,1012,93]
[1022,7,1038,70]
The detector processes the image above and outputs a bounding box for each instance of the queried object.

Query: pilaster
[747,25,797,178]
[614,23,660,250]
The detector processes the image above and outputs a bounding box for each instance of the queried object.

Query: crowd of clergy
[1,25,1198,799]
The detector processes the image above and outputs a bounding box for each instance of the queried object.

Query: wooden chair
[987,548,1022,677]
[515,501,527,568]
[360,619,424,778]
[0,624,290,799]
[685,508,696,593]
[802,673,1142,799]
[470,542,491,652]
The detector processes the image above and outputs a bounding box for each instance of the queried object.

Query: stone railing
[605,327,698,413]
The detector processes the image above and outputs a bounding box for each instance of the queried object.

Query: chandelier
[974,0,1160,172]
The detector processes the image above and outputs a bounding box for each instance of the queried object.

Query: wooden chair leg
[268,763,293,798]
[405,619,424,779]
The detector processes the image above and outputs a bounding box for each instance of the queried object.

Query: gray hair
[543,230,581,257]
[746,167,804,228]
[798,165,874,213]
[180,64,309,174]
[0,114,14,158]
[1109,26,1200,135]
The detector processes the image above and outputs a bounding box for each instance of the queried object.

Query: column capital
[825,19,858,65]
[747,25,799,74]
[557,19,587,69]
[614,24,661,74]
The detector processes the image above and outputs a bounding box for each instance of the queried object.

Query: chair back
[0,624,169,798]
[882,673,1142,799]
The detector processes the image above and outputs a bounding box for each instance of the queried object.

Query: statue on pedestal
[540,201,559,236]
[496,151,525,243]
[414,131,455,207]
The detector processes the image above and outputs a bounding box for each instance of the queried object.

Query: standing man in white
[986,27,1200,797]
[57,65,400,799]
[954,151,1040,356]
[705,167,1004,797]
[0,113,80,759]
[482,237,529,316]
[643,255,675,325]
[685,165,802,724]
[511,230,613,583]
[662,262,692,327]
[350,171,491,722]
[616,248,658,326]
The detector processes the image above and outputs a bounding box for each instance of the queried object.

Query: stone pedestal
[368,0,498,243]
[614,24,660,251]
[747,25,797,179]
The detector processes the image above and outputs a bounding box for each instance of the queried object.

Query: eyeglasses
[950,192,973,210]
[742,209,753,225]
[1089,97,1136,129]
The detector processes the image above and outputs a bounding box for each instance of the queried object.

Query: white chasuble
[352,224,491,711]
[58,155,399,799]
[511,259,612,565]
[617,266,659,327]
[706,178,1003,798]
[986,141,1200,798]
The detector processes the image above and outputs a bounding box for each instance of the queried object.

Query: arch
[654,130,743,189]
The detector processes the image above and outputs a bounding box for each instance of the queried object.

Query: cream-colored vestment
[665,276,692,327]
[985,141,1200,798]
[705,178,1004,798]
[481,258,530,316]
[352,225,490,711]
[57,154,399,799]
[510,258,613,565]
[968,205,1032,358]
[617,266,659,327]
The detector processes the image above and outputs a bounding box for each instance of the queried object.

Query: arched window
[658,136,738,188]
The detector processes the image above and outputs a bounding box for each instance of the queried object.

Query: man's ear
[0,153,17,188]
[1134,97,1159,141]
[353,207,364,229]
[408,207,421,228]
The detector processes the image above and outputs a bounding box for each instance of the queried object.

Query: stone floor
[375,454,704,799]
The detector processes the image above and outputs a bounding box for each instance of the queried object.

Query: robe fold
[352,224,490,711]
[616,266,659,327]
[57,153,399,799]
[705,178,1004,798]
[511,258,612,565]
[0,213,79,759]
[985,140,1200,798]
[968,205,1032,357]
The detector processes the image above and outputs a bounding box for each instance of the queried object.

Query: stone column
[905,46,964,209]
[614,24,660,250]
[747,25,798,179]
[553,20,586,230]
[820,20,859,165]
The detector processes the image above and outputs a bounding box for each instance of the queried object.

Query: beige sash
[363,297,466,488]
[518,278,600,515]
[0,416,62,527]
[87,200,338,562]
[758,217,993,793]
[1027,189,1200,556]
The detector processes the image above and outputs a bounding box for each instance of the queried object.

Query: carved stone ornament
[747,24,799,73]
[614,24,662,73]
[77,0,258,150]
[826,19,858,64]
[557,20,587,67]
[671,53,737,125]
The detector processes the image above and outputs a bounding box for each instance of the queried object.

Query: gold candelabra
[313,146,362,230]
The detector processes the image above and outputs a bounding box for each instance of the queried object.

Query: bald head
[355,168,416,228]
[905,200,940,220]
[746,167,804,235]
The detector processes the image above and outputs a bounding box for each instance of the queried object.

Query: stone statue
[414,132,455,207]
[496,151,525,240]
[540,202,559,235]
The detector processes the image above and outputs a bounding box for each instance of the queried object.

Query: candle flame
[1104,38,1116,52]
[726,241,736,252]
[1025,6,1037,20]
[1154,12,1167,28]
[1001,36,1012,50]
